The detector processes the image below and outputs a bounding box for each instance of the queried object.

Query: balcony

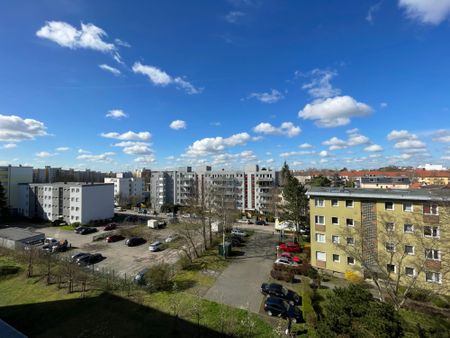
[423,214,439,224]
[315,224,326,232]
[425,260,441,270]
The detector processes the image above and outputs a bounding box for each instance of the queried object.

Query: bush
[407,289,431,303]
[431,296,450,309]
[0,265,20,277]
[144,263,174,292]
[307,267,319,280]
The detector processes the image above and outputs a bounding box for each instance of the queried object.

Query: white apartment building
[0,165,33,214]
[104,174,144,205]
[18,182,114,224]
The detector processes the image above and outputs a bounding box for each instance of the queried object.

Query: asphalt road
[204,231,277,313]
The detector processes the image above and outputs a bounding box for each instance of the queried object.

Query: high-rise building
[104,174,144,205]
[0,165,33,213]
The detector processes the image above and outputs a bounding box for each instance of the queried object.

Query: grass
[400,308,450,338]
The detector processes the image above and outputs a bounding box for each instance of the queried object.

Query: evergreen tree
[309,174,332,187]
[0,182,8,218]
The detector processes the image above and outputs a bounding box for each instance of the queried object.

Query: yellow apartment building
[307,187,449,294]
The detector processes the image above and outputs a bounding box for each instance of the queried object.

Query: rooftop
[0,227,45,241]
[307,187,450,201]
[26,182,113,187]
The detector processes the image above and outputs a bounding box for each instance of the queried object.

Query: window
[425,271,441,284]
[405,245,415,255]
[331,199,339,207]
[424,226,439,238]
[404,224,414,233]
[332,254,340,262]
[385,201,394,210]
[425,249,441,261]
[385,243,395,252]
[347,257,355,265]
[423,203,438,215]
[332,235,340,244]
[315,198,325,207]
[345,200,354,208]
[405,267,415,277]
[347,237,354,245]
[331,217,339,225]
[403,202,413,212]
[316,233,326,243]
[346,218,354,227]
[315,215,325,225]
[387,264,396,273]
[316,251,326,262]
[385,222,395,231]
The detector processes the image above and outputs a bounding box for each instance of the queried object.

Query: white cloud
[387,129,417,140]
[0,114,48,141]
[106,109,127,119]
[441,155,450,161]
[394,139,426,149]
[380,102,388,108]
[77,152,115,162]
[280,150,315,157]
[301,69,341,99]
[346,128,359,134]
[99,64,121,76]
[323,137,347,150]
[299,143,313,149]
[170,120,187,130]
[114,38,130,47]
[2,143,17,149]
[319,150,329,157]
[132,62,201,94]
[366,2,382,24]
[322,132,370,151]
[36,151,56,158]
[388,153,412,161]
[78,148,90,154]
[247,89,284,104]
[432,130,450,143]
[399,0,450,25]
[364,144,383,152]
[225,11,245,23]
[347,133,370,146]
[56,146,70,151]
[101,131,151,141]
[298,96,372,128]
[36,21,116,52]
[185,132,251,156]
[253,122,301,137]
[134,155,155,164]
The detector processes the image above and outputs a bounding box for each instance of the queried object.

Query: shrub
[344,270,363,284]
[144,263,174,292]
[0,265,20,277]
[431,296,450,309]
[407,289,431,303]
[307,267,319,280]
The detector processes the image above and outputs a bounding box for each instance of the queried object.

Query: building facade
[104,175,144,205]
[360,176,411,189]
[0,165,33,214]
[33,166,110,183]
[307,187,449,294]
[18,182,114,224]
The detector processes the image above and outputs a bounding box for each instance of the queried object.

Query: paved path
[204,231,277,313]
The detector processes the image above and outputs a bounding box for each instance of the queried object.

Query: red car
[105,235,124,243]
[280,252,301,263]
[279,242,301,253]
[104,223,118,231]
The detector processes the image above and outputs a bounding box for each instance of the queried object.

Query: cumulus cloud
[299,143,313,149]
[394,139,426,149]
[319,150,329,157]
[366,1,382,24]
[77,152,115,162]
[298,96,372,128]
[134,155,155,164]
[253,122,301,137]
[170,120,187,130]
[301,69,341,99]
[101,131,151,141]
[78,148,90,154]
[0,114,48,141]
[247,89,284,104]
[185,132,251,156]
[432,129,450,143]
[364,144,383,152]
[99,64,121,76]
[347,133,370,146]
[387,129,417,140]
[114,38,130,48]
[36,151,56,158]
[322,131,371,151]
[399,0,450,25]
[225,11,245,23]
[2,143,17,149]
[56,146,69,151]
[106,109,127,119]
[132,62,202,94]
[114,141,153,155]
[323,137,347,150]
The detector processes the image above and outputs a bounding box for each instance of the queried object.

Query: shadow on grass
[0,292,229,338]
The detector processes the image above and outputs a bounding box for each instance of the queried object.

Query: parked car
[231,228,248,237]
[125,237,146,247]
[105,234,125,243]
[165,234,179,243]
[227,236,244,247]
[237,219,252,224]
[42,238,58,251]
[255,220,266,226]
[275,257,298,266]
[76,227,97,235]
[279,242,301,252]
[280,252,301,263]
[134,268,149,286]
[77,253,105,266]
[149,241,163,252]
[264,296,303,323]
[51,239,69,252]
[261,283,302,305]
[104,223,118,231]
[71,252,90,263]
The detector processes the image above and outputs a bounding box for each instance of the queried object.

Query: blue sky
[0,0,450,171]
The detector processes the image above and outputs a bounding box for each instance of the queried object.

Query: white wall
[4,166,33,210]
[80,184,114,224]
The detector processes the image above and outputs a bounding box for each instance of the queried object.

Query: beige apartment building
[307,187,449,294]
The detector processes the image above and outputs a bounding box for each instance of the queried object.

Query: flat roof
[307,187,450,201]
[27,182,113,187]
[0,227,45,241]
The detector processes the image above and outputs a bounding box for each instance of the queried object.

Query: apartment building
[33,166,110,183]
[0,165,33,214]
[360,176,410,189]
[18,182,114,224]
[307,187,449,293]
[104,174,144,205]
